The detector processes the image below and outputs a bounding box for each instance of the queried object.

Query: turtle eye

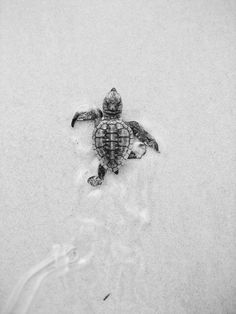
[104,101,109,109]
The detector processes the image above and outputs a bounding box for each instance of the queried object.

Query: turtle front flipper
[125,121,160,153]
[71,109,103,127]
[87,164,107,187]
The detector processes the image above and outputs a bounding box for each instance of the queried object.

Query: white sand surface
[0,1,236,313]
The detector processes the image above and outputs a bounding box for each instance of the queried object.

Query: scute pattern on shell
[92,120,134,172]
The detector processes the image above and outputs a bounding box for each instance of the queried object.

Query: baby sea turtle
[71,88,160,187]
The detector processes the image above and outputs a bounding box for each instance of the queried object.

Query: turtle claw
[87,176,103,187]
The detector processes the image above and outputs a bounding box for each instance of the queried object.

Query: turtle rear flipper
[87,176,103,187]
[128,143,147,159]
[88,164,107,187]
[125,121,160,153]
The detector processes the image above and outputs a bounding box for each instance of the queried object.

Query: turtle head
[103,88,123,119]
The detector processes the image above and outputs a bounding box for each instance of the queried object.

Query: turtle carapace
[71,88,160,186]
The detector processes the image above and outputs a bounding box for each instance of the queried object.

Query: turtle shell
[92,120,134,172]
